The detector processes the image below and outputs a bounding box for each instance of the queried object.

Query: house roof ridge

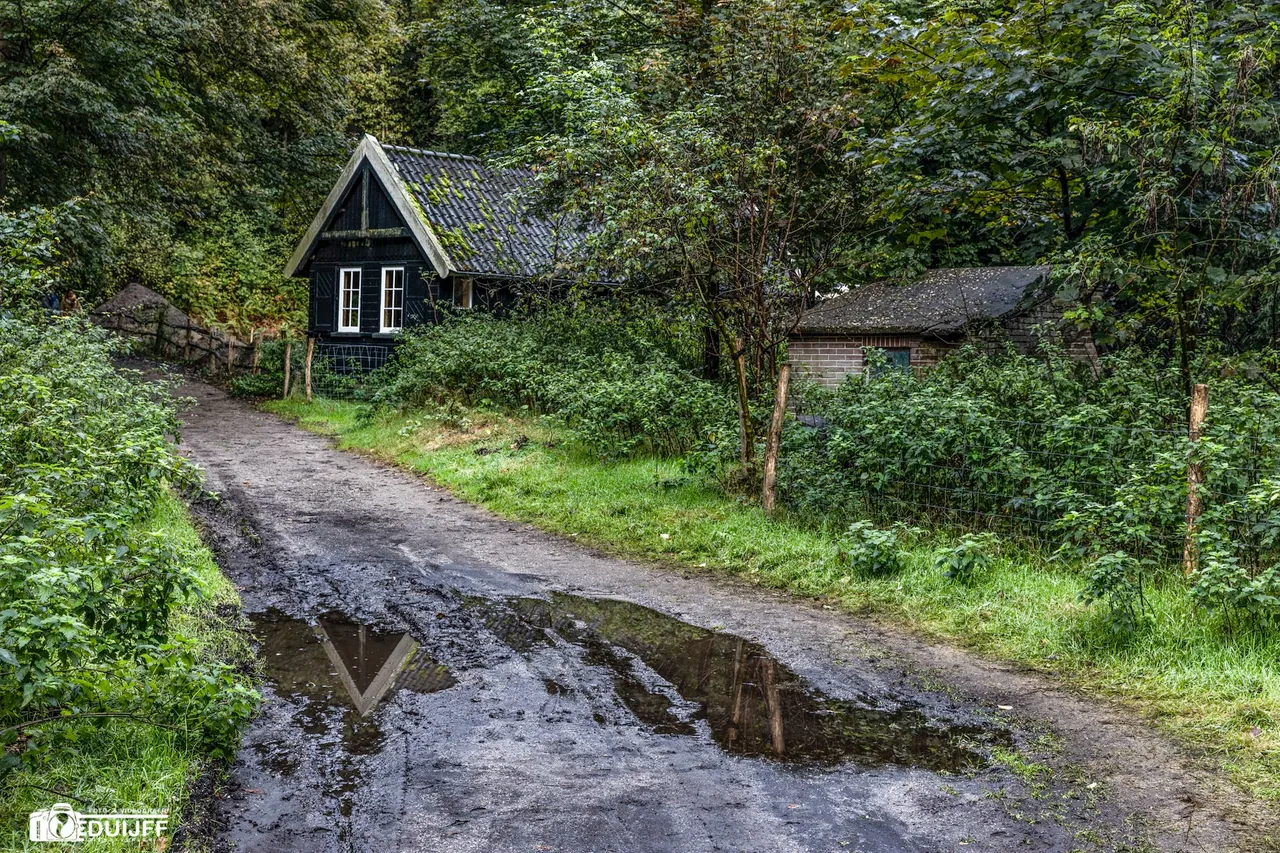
[379,143,484,164]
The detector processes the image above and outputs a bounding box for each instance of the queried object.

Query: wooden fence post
[761,363,792,515]
[184,322,192,361]
[282,340,292,399]
[251,329,261,374]
[304,337,314,403]
[227,334,236,374]
[1183,383,1209,577]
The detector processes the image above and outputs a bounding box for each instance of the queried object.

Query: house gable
[284,135,452,279]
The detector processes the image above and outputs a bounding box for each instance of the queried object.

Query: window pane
[382,268,404,331]
[340,269,361,330]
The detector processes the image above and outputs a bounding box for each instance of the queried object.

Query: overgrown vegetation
[263,395,1280,800]
[0,209,255,837]
[0,492,254,850]
[0,305,257,768]
[376,309,732,458]
[782,345,1280,631]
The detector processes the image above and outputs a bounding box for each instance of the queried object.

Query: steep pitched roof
[284,135,579,280]
[383,145,576,278]
[794,266,1053,336]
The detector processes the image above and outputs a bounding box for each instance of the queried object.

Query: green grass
[265,396,1280,803]
[0,491,254,852]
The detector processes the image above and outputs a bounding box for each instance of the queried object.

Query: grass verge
[264,396,1280,802]
[0,491,254,852]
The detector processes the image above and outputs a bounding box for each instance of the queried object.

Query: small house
[789,266,1096,387]
[285,134,578,367]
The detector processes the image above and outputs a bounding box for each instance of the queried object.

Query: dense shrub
[782,345,1280,626]
[0,311,257,766]
[378,309,732,458]
[839,521,906,577]
[933,532,1000,585]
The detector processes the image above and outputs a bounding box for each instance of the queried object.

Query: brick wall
[789,334,944,387]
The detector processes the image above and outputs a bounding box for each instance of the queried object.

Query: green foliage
[786,344,1280,625]
[0,202,62,309]
[0,310,257,769]
[1193,529,1280,632]
[0,0,387,328]
[933,533,1000,585]
[1080,551,1147,636]
[377,308,731,458]
[854,0,1280,361]
[227,340,301,398]
[839,521,905,578]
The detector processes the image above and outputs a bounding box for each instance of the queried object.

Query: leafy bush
[933,533,1000,584]
[1079,551,1147,635]
[377,308,732,458]
[839,521,906,577]
[0,311,257,768]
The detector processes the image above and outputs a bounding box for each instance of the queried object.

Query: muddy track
[172,375,1270,852]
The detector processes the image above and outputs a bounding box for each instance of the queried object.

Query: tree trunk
[702,324,721,380]
[761,364,791,515]
[733,337,754,466]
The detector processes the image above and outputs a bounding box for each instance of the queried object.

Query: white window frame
[454,277,473,309]
[380,266,405,333]
[338,267,362,332]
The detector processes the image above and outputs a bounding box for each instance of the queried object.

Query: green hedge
[377,309,733,459]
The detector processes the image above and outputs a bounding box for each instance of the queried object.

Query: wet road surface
[172,376,1246,852]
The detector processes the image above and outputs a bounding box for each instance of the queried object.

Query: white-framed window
[454,277,473,309]
[339,267,362,332]
[380,267,405,332]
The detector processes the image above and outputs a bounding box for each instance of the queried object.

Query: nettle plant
[933,533,1001,585]
[1079,551,1148,636]
[839,521,907,578]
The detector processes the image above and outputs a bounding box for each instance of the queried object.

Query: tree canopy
[0,0,1276,378]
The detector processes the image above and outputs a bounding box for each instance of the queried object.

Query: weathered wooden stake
[184,322,192,361]
[761,363,792,515]
[251,330,261,373]
[1183,383,1209,577]
[227,334,236,374]
[282,341,292,399]
[304,337,315,403]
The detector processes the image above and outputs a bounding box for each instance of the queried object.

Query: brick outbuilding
[789,266,1096,387]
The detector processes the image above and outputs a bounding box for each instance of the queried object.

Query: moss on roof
[795,266,1054,336]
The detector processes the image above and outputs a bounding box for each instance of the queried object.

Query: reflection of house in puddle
[317,615,413,716]
[314,613,458,716]
[251,608,456,726]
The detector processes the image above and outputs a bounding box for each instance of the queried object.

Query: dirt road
[173,376,1260,852]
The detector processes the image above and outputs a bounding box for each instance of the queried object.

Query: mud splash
[491,593,1007,771]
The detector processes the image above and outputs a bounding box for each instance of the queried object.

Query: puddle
[249,609,456,760]
[496,594,1007,771]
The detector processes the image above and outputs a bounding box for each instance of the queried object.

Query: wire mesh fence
[305,343,393,401]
